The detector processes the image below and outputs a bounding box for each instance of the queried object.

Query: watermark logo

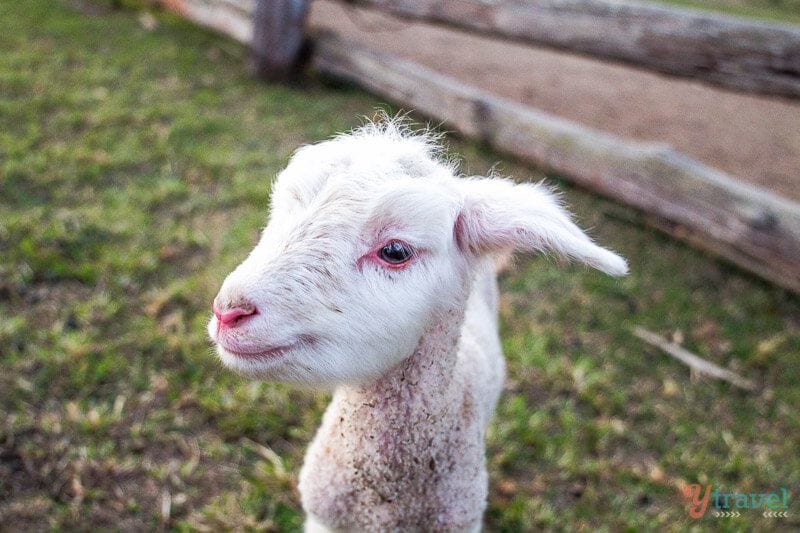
[682,484,791,518]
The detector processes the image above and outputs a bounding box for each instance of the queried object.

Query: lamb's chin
[216,345,293,376]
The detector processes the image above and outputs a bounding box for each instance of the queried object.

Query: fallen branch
[633,327,756,391]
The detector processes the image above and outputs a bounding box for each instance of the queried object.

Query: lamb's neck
[334,305,466,425]
[302,302,486,530]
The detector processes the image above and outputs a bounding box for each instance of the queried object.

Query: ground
[1,1,799,531]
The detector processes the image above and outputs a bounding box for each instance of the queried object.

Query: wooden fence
[156,0,800,293]
[159,0,800,98]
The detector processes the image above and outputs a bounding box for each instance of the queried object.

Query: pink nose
[213,303,257,328]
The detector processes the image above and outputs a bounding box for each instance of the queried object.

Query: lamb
[208,119,627,532]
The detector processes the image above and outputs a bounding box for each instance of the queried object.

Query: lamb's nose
[213,302,257,328]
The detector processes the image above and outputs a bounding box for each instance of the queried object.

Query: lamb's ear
[455,178,628,276]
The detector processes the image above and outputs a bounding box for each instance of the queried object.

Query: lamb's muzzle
[208,119,627,532]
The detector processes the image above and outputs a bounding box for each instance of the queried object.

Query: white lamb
[208,120,627,532]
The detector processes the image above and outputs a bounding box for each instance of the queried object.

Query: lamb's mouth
[220,343,294,360]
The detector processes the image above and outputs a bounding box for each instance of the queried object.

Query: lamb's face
[208,132,469,387]
[209,124,628,387]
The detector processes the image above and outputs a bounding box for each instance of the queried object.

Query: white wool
[209,119,627,531]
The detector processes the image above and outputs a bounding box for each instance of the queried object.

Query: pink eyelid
[357,239,418,271]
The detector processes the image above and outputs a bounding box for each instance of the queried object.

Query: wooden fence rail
[159,0,253,43]
[313,33,800,293]
[351,0,800,99]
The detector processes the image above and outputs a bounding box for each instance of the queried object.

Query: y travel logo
[683,484,791,518]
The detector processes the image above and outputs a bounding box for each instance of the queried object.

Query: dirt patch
[311,1,800,202]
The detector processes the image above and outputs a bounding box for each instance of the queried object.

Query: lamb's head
[209,123,627,387]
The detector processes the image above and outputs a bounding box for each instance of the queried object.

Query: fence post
[249,0,310,81]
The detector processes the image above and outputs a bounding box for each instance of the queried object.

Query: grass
[1,0,799,531]
[649,0,800,24]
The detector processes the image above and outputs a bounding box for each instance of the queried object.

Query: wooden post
[249,0,310,81]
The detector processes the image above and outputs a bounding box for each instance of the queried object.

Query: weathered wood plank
[351,0,800,99]
[159,0,253,43]
[313,33,800,292]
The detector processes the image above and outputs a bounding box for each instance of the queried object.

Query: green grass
[1,1,799,531]
[649,0,800,25]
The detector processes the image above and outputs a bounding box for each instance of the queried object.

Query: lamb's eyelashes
[356,239,418,272]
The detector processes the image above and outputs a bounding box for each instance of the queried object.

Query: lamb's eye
[379,241,414,264]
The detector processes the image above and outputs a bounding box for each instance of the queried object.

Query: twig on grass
[633,326,756,391]
[160,488,171,525]
[241,437,287,478]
